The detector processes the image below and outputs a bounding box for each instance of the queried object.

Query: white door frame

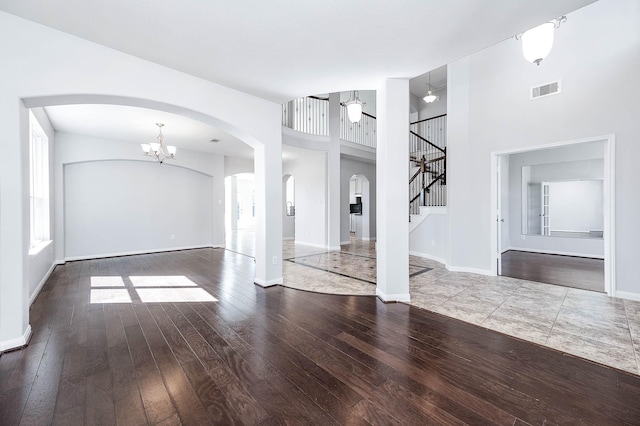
[490,134,616,296]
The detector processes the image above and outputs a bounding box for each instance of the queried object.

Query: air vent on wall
[530,80,561,100]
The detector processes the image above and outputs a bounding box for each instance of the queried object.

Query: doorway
[491,135,615,295]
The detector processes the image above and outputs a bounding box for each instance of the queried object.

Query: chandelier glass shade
[344,91,365,123]
[141,123,176,164]
[423,72,439,103]
[518,16,566,66]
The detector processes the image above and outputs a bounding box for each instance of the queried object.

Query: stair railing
[409,116,447,215]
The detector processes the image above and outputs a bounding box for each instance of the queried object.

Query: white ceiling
[3,0,595,157]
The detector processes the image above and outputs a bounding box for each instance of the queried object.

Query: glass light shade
[521,22,555,65]
[167,145,177,155]
[150,142,160,153]
[423,91,438,103]
[141,143,151,153]
[346,102,363,123]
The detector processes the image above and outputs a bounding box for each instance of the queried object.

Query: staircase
[409,115,447,220]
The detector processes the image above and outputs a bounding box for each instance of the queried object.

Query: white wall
[410,209,448,264]
[549,180,603,232]
[340,158,376,243]
[508,143,605,257]
[447,0,639,294]
[65,160,214,258]
[225,156,254,177]
[56,132,225,260]
[28,108,56,302]
[282,150,327,248]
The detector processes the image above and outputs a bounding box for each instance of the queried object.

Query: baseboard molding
[254,277,283,287]
[0,325,32,353]
[507,247,604,259]
[362,237,377,242]
[376,288,411,303]
[446,265,494,276]
[293,241,328,249]
[328,246,341,251]
[283,237,295,241]
[340,240,351,245]
[614,290,640,302]
[29,263,57,306]
[409,251,446,266]
[64,244,216,261]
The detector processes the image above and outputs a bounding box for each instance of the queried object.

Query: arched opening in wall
[283,174,295,241]
[348,174,371,242]
[25,97,255,263]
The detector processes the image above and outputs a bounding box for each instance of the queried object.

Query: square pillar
[254,143,283,286]
[327,93,341,250]
[376,79,410,302]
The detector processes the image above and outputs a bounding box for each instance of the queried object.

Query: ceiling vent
[531,80,561,100]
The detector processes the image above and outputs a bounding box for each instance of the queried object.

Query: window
[29,111,50,247]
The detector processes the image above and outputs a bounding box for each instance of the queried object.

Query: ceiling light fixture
[516,16,566,66]
[423,72,439,103]
[141,123,176,164]
[344,91,365,123]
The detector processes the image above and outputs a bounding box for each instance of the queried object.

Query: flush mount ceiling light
[423,72,438,103]
[516,16,566,66]
[344,90,365,123]
[140,123,176,164]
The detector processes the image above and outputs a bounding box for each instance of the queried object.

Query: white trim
[254,277,283,287]
[362,237,377,241]
[55,259,66,265]
[491,134,615,296]
[409,250,446,266]
[64,244,217,261]
[507,247,604,259]
[293,241,328,249]
[0,325,32,353]
[28,239,53,256]
[29,262,57,306]
[376,288,411,303]
[615,291,640,302]
[328,246,341,251]
[283,237,295,241]
[446,265,494,276]
[340,240,351,245]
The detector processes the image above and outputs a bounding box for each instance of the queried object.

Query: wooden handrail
[425,172,446,192]
[410,113,447,125]
[410,131,445,154]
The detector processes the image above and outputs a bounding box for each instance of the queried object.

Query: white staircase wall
[409,207,448,264]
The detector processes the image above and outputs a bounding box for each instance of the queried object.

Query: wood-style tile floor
[3,247,640,424]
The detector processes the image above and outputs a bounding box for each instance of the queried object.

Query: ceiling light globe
[521,22,555,65]
[423,91,438,103]
[346,102,363,123]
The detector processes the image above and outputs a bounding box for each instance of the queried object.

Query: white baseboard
[283,237,295,241]
[294,241,328,249]
[446,265,495,276]
[29,263,57,306]
[614,290,640,302]
[64,244,216,261]
[0,325,32,353]
[362,237,377,242]
[409,251,446,266]
[376,288,411,303]
[340,240,351,245]
[507,246,604,259]
[328,246,341,251]
[254,277,283,287]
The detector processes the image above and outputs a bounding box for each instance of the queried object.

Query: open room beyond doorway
[492,136,614,295]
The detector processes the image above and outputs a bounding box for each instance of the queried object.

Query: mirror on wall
[521,160,604,239]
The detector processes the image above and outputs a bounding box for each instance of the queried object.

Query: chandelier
[140,123,176,164]
[344,91,365,123]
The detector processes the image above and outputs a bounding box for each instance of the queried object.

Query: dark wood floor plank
[6,248,640,425]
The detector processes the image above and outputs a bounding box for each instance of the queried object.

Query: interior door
[541,182,550,236]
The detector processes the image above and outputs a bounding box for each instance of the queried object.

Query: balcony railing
[282,96,376,148]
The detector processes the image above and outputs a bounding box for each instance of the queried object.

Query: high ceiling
[2,0,595,157]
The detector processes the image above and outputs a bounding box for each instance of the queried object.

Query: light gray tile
[546,329,638,374]
[482,316,551,345]
[552,311,633,350]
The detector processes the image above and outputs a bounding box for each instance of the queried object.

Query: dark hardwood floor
[1,248,638,425]
[501,250,605,292]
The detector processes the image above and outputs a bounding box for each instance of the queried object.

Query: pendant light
[517,16,566,66]
[344,91,365,123]
[423,72,438,103]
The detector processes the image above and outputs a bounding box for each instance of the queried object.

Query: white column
[0,100,31,351]
[254,143,283,286]
[229,175,238,232]
[212,156,225,247]
[376,79,410,302]
[327,93,341,250]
